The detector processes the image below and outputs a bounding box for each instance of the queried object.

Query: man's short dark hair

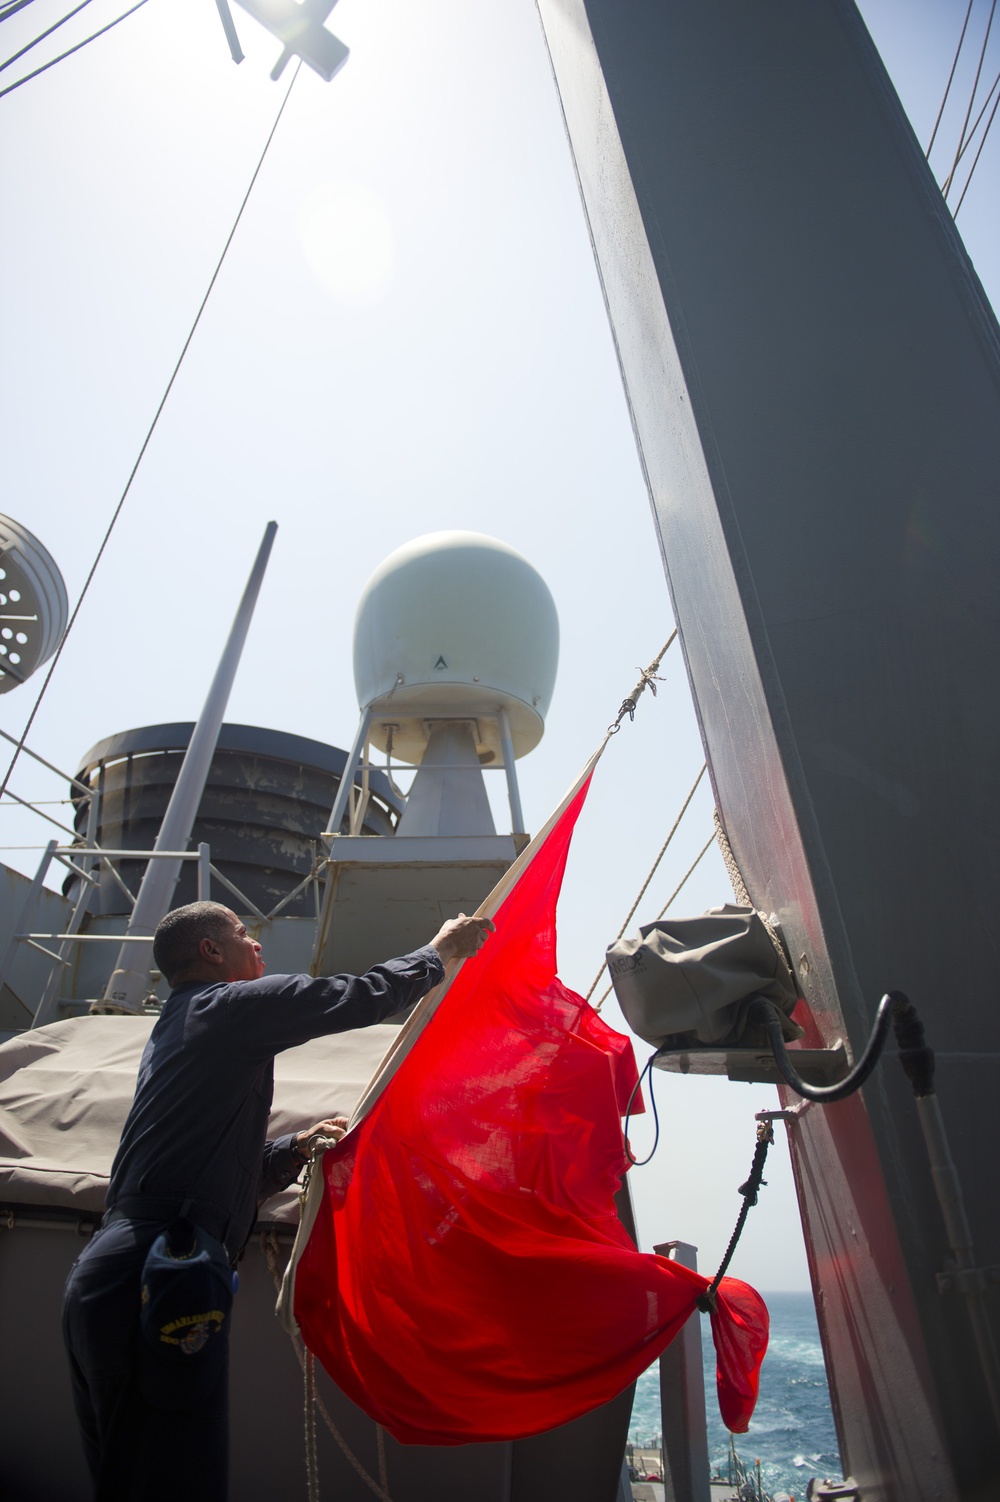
[153,902,234,986]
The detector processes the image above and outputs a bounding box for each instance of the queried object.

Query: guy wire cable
[0,60,303,804]
[942,0,998,198]
[592,830,716,1014]
[0,0,37,22]
[584,759,706,1003]
[945,63,1000,173]
[926,0,976,160]
[0,0,96,74]
[953,74,1000,215]
[0,0,150,96]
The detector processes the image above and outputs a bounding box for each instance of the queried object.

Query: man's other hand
[294,1116,349,1155]
[430,914,495,966]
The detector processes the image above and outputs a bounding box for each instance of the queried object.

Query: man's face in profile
[212,910,265,982]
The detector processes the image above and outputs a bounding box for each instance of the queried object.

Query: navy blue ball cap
[138,1219,234,1411]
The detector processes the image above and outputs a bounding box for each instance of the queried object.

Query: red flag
[287,773,768,1443]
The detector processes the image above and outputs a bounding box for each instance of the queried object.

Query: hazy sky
[1,0,996,1294]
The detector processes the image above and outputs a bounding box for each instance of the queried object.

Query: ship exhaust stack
[95,523,277,1014]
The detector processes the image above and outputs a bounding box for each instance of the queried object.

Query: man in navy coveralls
[62,899,493,1502]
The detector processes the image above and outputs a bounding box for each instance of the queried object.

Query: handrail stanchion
[33,790,103,1027]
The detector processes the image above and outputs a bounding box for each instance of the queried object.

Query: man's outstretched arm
[228,915,496,1055]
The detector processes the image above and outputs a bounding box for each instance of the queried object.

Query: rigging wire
[947,64,1000,172]
[584,761,707,1002]
[926,0,976,159]
[0,797,74,805]
[940,64,1000,211]
[948,80,990,214]
[652,831,717,922]
[0,844,72,850]
[942,0,998,198]
[1,785,77,837]
[0,0,95,73]
[0,725,91,796]
[0,0,37,22]
[592,829,717,1014]
[0,0,149,97]
[0,61,303,805]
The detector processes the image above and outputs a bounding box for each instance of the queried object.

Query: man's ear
[198,935,223,966]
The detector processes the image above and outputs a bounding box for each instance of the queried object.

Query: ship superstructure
[0,530,643,1502]
[0,2,997,1499]
[533,2,1000,1496]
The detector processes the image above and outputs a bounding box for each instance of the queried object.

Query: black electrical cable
[748,992,896,1103]
[697,991,921,1310]
[623,1055,660,1168]
[0,0,95,72]
[0,0,149,98]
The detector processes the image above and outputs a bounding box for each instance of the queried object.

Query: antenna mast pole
[96,522,277,1014]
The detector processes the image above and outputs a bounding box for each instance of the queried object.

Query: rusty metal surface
[66,723,402,918]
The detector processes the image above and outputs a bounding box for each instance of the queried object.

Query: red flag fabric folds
[290,774,768,1443]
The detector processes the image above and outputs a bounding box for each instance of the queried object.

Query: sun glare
[297,180,395,308]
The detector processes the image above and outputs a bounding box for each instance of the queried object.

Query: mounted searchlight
[0,515,68,695]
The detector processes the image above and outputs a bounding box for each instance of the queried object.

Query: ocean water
[629,1291,843,1499]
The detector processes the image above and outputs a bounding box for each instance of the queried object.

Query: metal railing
[0,829,214,1027]
[1,817,330,1027]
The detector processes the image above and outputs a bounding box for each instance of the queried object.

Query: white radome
[353,531,559,764]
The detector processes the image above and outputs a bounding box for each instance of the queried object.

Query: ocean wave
[630,1292,843,1496]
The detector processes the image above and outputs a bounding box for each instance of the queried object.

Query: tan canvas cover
[0,1016,398,1220]
[607,903,803,1048]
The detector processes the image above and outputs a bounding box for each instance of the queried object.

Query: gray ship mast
[535,1,1000,1497]
[98,522,277,1013]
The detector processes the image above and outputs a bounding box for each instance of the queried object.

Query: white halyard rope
[262,1208,394,1502]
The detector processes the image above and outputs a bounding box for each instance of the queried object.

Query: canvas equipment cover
[607,904,803,1048]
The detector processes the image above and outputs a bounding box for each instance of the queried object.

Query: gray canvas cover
[0,1016,396,1221]
[607,904,803,1048]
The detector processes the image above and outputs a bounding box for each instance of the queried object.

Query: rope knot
[737,1174,767,1205]
[696,1290,717,1315]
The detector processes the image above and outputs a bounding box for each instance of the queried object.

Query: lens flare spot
[298,181,394,308]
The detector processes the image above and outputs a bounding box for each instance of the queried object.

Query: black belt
[104,1196,235,1260]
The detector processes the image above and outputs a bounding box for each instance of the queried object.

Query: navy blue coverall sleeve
[105,946,446,1253]
[221,945,446,1059]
